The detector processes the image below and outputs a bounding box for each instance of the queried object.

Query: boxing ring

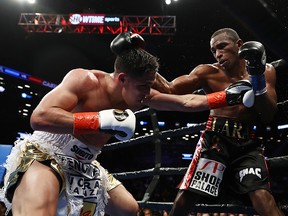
[102,108,288,215]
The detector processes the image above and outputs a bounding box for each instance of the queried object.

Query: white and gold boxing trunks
[0,131,121,216]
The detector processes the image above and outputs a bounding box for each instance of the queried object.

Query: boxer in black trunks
[143,28,283,216]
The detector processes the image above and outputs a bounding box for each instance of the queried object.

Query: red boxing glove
[73,109,136,141]
[73,112,100,135]
[207,91,227,109]
[207,80,254,109]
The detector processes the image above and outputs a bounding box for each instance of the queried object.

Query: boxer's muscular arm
[30,69,84,134]
[144,89,209,111]
[31,69,136,140]
[239,41,277,124]
[254,64,277,124]
[153,64,212,94]
[152,73,172,94]
[144,80,254,111]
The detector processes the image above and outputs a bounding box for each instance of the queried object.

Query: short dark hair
[114,48,159,78]
[211,28,240,42]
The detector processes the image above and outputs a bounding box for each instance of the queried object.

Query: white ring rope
[111,156,288,180]
[102,123,206,151]
[112,167,187,179]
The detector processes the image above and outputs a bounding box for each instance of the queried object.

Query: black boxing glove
[225,80,254,107]
[110,31,145,55]
[238,41,267,96]
[271,59,288,74]
[207,80,254,109]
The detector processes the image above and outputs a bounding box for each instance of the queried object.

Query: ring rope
[102,123,206,151]
[112,167,187,179]
[112,155,288,180]
[138,201,288,214]
[133,107,151,117]
[141,109,162,202]
[103,108,206,151]
[137,202,258,214]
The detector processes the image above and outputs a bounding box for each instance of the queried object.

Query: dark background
[1,0,288,84]
[1,0,288,208]
[1,0,288,133]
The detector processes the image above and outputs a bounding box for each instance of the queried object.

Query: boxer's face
[210,33,240,71]
[122,71,156,110]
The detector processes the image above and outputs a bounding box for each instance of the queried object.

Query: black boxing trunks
[179,116,270,197]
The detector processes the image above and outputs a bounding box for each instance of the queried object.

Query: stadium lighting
[165,0,171,5]
[0,86,5,93]
[165,0,179,5]
[16,0,35,3]
[278,124,288,130]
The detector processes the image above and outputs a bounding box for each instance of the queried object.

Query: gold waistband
[206,116,254,139]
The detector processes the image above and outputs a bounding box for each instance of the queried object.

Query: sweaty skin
[30,68,156,149]
[152,32,277,125]
[10,68,156,216]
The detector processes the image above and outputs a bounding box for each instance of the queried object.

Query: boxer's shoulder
[63,69,109,86]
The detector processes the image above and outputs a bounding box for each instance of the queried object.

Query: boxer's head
[110,31,159,110]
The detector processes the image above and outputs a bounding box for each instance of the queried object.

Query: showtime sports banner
[69,14,122,25]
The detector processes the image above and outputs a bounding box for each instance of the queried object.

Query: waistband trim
[206,116,254,139]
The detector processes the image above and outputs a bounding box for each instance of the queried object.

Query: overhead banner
[69,14,122,25]
[0,65,58,89]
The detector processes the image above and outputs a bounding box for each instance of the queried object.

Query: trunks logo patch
[71,145,94,160]
[69,175,101,199]
[56,154,100,179]
[239,167,262,182]
[189,158,226,197]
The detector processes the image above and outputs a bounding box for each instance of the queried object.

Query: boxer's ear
[118,72,126,84]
